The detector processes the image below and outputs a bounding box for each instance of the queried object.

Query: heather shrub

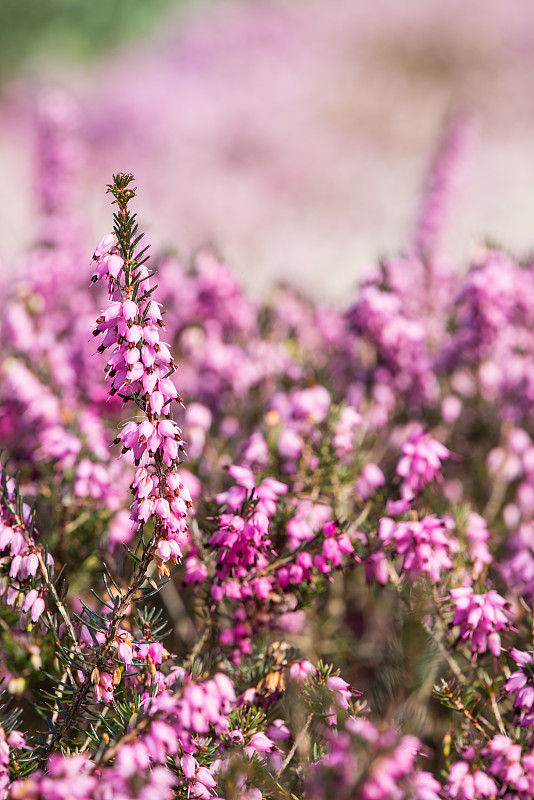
[2,113,534,799]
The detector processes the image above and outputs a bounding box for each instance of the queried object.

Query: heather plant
[5,116,534,799]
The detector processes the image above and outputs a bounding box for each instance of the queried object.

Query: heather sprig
[38,174,192,758]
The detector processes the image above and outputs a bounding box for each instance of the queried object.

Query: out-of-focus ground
[2,0,534,302]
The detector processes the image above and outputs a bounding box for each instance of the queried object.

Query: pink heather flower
[396,427,451,499]
[500,520,534,600]
[364,551,390,585]
[245,731,282,771]
[116,634,133,665]
[465,512,493,578]
[9,555,22,579]
[357,734,422,800]
[332,405,361,458]
[94,670,114,704]
[286,515,314,550]
[379,514,457,582]
[277,426,305,460]
[289,660,317,684]
[241,431,269,468]
[5,587,19,606]
[326,675,353,710]
[413,115,471,259]
[316,522,354,572]
[30,596,46,623]
[441,394,462,423]
[487,445,522,483]
[449,587,511,656]
[209,510,272,588]
[482,735,534,796]
[239,790,262,800]
[148,642,164,665]
[185,402,212,458]
[157,540,172,562]
[504,649,534,725]
[278,550,313,589]
[355,462,386,501]
[154,497,171,520]
[179,469,201,503]
[508,427,533,454]
[106,253,124,279]
[24,552,39,577]
[447,760,498,799]
[7,730,26,749]
[185,402,212,430]
[411,771,442,800]
[191,767,217,798]
[41,753,98,798]
[21,588,39,615]
[268,720,290,741]
[181,753,198,779]
[107,509,136,549]
[216,465,287,517]
[248,731,277,753]
[93,232,115,258]
[212,672,236,705]
[184,553,209,584]
[114,740,150,777]
[144,720,179,762]
[385,497,414,516]
[277,609,306,634]
[291,385,331,422]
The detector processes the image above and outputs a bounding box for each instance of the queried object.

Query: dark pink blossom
[379,514,457,582]
[449,587,511,656]
[396,427,451,500]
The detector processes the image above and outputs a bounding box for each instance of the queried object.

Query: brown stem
[439,680,490,741]
[276,712,313,778]
[34,547,82,659]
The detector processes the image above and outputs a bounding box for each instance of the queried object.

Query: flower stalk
[40,173,192,758]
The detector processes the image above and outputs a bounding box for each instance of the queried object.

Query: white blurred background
[1,0,534,301]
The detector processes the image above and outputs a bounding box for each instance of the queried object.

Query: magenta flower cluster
[4,105,534,800]
[91,227,192,577]
[449,587,510,657]
[0,467,49,626]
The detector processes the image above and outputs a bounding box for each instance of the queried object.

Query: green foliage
[0,0,196,80]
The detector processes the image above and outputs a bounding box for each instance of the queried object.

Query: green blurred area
[0,0,195,79]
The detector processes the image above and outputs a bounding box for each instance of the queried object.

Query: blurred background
[2,0,534,302]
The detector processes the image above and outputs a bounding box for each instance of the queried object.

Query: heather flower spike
[42,174,192,755]
[92,173,192,576]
